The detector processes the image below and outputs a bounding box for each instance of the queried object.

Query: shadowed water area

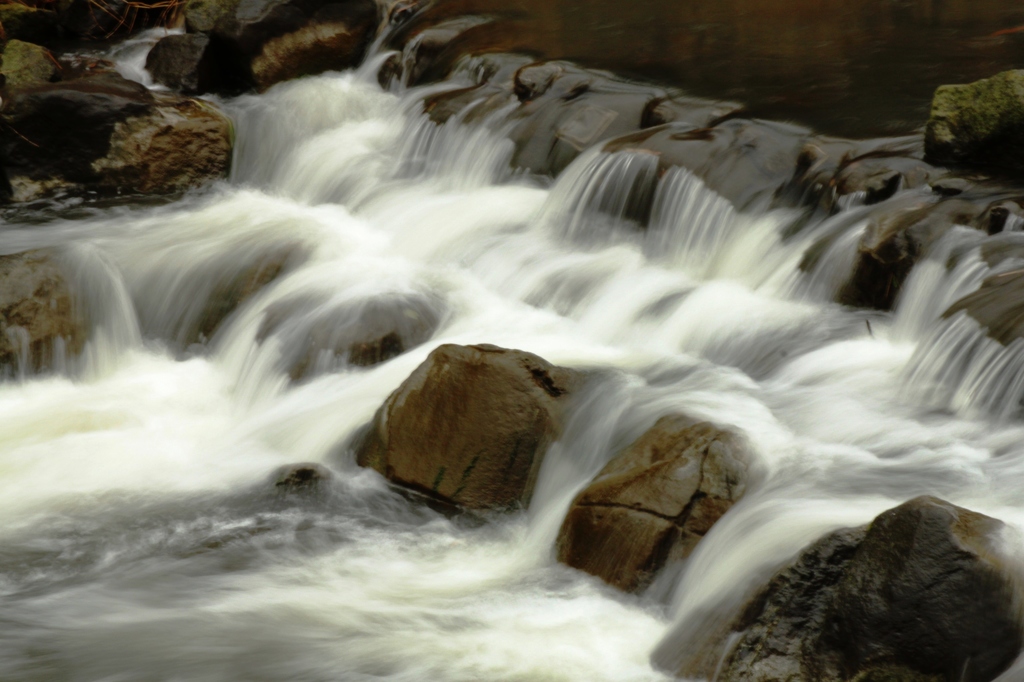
[4,1,1024,680]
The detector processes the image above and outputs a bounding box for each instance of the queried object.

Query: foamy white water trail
[4,54,1024,682]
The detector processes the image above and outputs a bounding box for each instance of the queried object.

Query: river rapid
[2,34,1024,681]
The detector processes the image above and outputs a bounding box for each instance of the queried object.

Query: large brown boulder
[0,71,233,202]
[0,250,86,375]
[659,496,1023,682]
[355,344,578,511]
[557,415,748,593]
[194,0,378,92]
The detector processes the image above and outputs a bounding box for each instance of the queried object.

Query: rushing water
[4,45,1024,681]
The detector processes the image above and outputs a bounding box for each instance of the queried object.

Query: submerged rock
[0,39,59,88]
[943,269,1024,346]
[256,291,445,380]
[0,250,85,374]
[0,71,232,202]
[355,344,578,511]
[926,70,1024,174]
[557,415,748,593]
[661,496,1023,682]
[273,462,333,492]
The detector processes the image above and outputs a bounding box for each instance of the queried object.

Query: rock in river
[0,250,86,375]
[557,414,749,593]
[355,344,578,511]
[926,69,1024,175]
[659,496,1023,682]
[0,70,233,202]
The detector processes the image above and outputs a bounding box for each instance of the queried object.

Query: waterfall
[4,35,1024,682]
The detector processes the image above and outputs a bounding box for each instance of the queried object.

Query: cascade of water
[7,30,1024,682]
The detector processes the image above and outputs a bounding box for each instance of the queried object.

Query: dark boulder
[0,4,60,45]
[398,15,493,87]
[355,344,578,511]
[508,60,665,178]
[663,496,1023,682]
[0,70,232,202]
[556,415,748,593]
[605,118,812,210]
[201,0,378,92]
[925,70,1024,175]
[145,33,218,94]
[836,193,1013,311]
[0,250,86,374]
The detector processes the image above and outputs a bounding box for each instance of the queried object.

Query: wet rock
[420,53,529,125]
[0,250,85,374]
[0,39,59,88]
[641,94,744,129]
[606,118,811,210]
[186,248,300,346]
[57,0,167,39]
[556,415,748,593]
[926,70,1024,174]
[943,269,1024,346]
[399,15,493,87]
[256,291,445,380]
[0,4,60,45]
[665,496,1023,682]
[355,343,578,511]
[273,462,333,491]
[0,71,232,202]
[837,196,992,311]
[508,60,665,177]
[204,0,377,92]
[145,33,217,94]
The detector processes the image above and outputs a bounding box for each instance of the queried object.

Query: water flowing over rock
[355,344,579,511]
[926,70,1024,175]
[0,70,233,202]
[659,496,1023,682]
[256,291,445,380]
[556,415,748,593]
[0,250,85,374]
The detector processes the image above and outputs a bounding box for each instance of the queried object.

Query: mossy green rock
[1,39,57,87]
[183,0,239,33]
[0,4,59,44]
[925,70,1024,173]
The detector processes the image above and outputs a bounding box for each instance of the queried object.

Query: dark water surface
[422,0,1024,136]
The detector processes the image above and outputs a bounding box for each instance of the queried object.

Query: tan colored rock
[356,343,578,510]
[557,415,748,592]
[0,250,85,374]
